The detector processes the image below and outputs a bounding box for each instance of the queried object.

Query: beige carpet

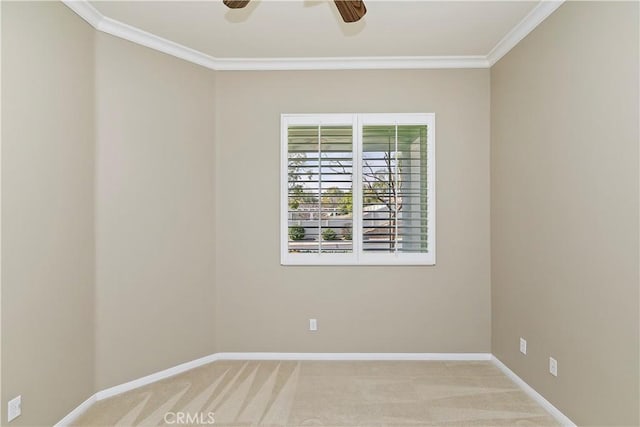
[72,360,559,426]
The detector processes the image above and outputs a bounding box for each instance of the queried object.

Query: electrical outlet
[7,395,21,422]
[549,357,558,377]
[519,337,527,355]
[309,318,318,331]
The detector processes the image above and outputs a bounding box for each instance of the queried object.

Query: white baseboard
[96,352,490,399]
[55,352,574,427]
[95,353,219,400]
[491,356,576,427]
[216,352,492,361]
[53,394,96,427]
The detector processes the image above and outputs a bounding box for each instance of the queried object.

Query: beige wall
[3,2,637,425]
[491,2,639,426]
[1,2,95,425]
[94,33,217,390]
[214,70,491,353]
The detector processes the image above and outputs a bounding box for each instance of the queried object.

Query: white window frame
[281,113,435,266]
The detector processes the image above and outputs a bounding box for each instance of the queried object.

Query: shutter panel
[361,125,429,253]
[287,125,353,254]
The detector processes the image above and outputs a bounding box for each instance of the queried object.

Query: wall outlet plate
[519,337,527,355]
[549,357,558,377]
[309,318,318,331]
[7,395,21,422]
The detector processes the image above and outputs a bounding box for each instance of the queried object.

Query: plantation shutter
[287,125,353,254]
[361,125,429,253]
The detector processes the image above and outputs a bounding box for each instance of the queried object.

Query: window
[281,113,435,265]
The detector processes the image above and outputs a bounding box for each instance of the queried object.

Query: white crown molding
[487,0,565,66]
[62,0,219,69]
[61,0,102,28]
[214,56,490,71]
[62,0,487,71]
[62,0,562,71]
[62,0,562,70]
[98,16,220,70]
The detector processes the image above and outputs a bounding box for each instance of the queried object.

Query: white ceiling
[90,1,539,58]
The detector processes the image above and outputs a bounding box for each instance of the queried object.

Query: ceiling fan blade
[333,0,367,23]
[223,0,250,9]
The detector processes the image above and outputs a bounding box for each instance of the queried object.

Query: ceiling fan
[223,0,367,23]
